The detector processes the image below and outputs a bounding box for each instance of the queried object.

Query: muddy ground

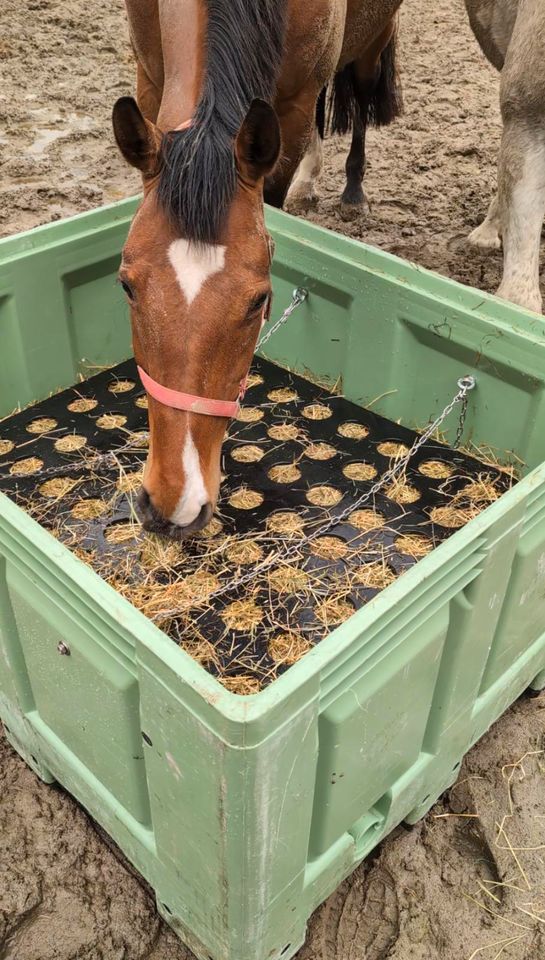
[1,0,544,958]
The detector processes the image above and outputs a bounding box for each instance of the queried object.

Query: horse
[286,33,403,220]
[465,0,545,313]
[112,0,403,540]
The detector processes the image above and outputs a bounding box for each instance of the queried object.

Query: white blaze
[170,430,208,527]
[168,238,226,305]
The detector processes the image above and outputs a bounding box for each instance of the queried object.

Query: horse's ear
[112,97,160,178]
[235,99,281,184]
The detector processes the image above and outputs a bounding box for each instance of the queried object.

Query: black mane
[158,0,287,244]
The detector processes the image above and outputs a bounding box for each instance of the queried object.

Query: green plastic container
[1,198,544,960]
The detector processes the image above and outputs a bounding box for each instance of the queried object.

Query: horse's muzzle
[137,487,213,540]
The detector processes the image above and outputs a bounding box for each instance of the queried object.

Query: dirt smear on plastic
[1,0,545,958]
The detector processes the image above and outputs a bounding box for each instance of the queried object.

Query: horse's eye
[120,279,135,302]
[247,293,269,320]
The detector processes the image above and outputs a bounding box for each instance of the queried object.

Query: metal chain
[153,374,476,619]
[454,376,474,448]
[257,287,308,350]
[0,435,148,483]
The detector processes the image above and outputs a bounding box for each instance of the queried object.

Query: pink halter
[137,366,247,419]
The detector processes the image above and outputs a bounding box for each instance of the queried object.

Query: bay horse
[465,0,545,313]
[113,0,402,539]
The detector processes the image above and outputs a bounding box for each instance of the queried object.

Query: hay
[229,487,264,510]
[338,422,369,440]
[306,485,343,507]
[221,599,263,631]
[268,463,301,484]
[269,632,312,665]
[135,396,148,409]
[10,457,43,475]
[96,413,127,430]
[236,406,264,423]
[267,387,298,403]
[315,596,354,626]
[220,674,261,695]
[419,460,454,479]
[456,474,502,504]
[304,442,337,461]
[140,572,220,620]
[268,566,309,593]
[116,470,143,494]
[395,534,433,558]
[72,546,96,566]
[108,379,135,394]
[302,403,332,421]
[385,479,420,504]
[343,462,377,482]
[105,521,141,544]
[310,536,348,561]
[68,397,97,413]
[54,434,87,453]
[39,477,78,498]
[0,439,14,456]
[139,534,183,569]
[378,441,410,458]
[180,636,220,670]
[266,511,305,537]
[71,498,109,520]
[354,560,397,589]
[180,571,220,604]
[231,444,264,463]
[226,541,263,565]
[197,517,224,539]
[26,417,57,434]
[129,430,149,448]
[245,372,264,389]
[429,504,477,528]
[348,509,386,532]
[268,423,301,441]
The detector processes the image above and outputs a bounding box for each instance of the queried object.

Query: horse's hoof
[285,193,318,216]
[467,222,501,251]
[339,199,368,222]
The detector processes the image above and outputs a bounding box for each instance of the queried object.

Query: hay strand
[302,403,332,421]
[338,422,369,440]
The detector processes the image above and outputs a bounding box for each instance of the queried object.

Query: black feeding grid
[0,358,510,687]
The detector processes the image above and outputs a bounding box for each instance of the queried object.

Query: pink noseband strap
[137,366,246,418]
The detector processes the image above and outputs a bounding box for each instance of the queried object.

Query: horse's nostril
[197,502,213,528]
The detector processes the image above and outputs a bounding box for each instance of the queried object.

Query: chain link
[256,287,308,350]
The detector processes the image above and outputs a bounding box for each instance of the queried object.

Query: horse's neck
[126,0,205,131]
[158,0,206,129]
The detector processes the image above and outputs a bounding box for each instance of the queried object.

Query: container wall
[1,200,545,960]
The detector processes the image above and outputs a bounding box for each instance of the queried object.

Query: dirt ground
[1,0,544,958]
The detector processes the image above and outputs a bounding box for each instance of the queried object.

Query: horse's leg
[338,23,402,220]
[340,108,368,220]
[264,89,322,209]
[284,87,326,214]
[125,0,164,122]
[136,62,163,123]
[467,192,501,250]
[494,0,545,313]
[495,121,545,313]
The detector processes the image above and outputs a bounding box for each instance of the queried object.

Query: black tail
[328,30,403,136]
